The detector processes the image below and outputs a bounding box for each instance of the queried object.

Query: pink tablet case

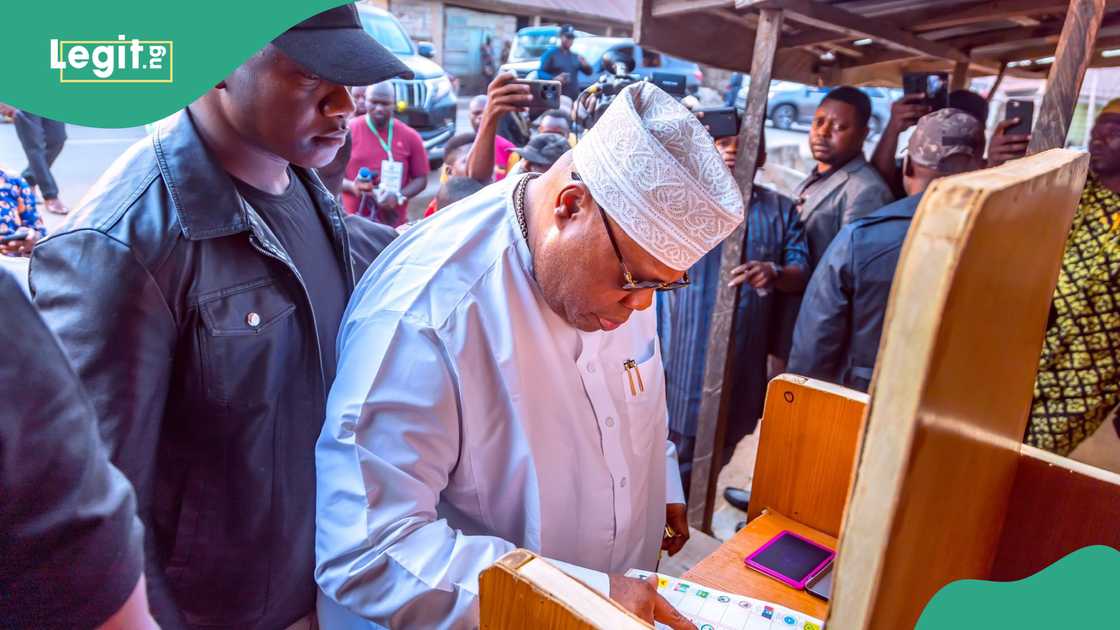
[743,529,835,590]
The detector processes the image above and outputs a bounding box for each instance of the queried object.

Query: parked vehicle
[570,37,703,95]
[736,81,899,136]
[499,25,590,79]
[357,5,457,159]
[500,31,702,95]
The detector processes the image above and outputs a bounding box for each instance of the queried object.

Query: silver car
[737,81,898,137]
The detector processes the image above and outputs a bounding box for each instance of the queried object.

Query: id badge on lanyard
[380,160,404,195]
[367,114,403,194]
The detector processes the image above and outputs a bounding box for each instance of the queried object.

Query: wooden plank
[745,0,1111,36]
[682,510,834,620]
[991,446,1120,581]
[738,0,972,62]
[1030,0,1107,152]
[966,14,1120,57]
[986,61,1009,101]
[828,52,1009,86]
[480,550,651,629]
[828,149,1089,629]
[980,32,1120,62]
[635,0,820,82]
[651,0,736,17]
[907,0,1098,32]
[747,376,868,538]
[687,7,785,532]
[951,60,971,89]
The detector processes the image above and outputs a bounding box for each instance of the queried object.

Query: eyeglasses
[572,172,690,292]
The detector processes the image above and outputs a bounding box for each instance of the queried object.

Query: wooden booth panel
[829,150,1089,630]
[480,550,650,630]
[748,375,868,537]
[992,445,1120,582]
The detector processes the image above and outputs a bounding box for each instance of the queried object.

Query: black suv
[357,6,457,159]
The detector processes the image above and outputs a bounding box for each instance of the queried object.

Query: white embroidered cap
[573,82,744,271]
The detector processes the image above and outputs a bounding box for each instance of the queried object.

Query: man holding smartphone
[466,72,533,182]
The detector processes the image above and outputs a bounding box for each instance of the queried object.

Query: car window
[571,39,623,66]
[359,13,414,56]
[640,48,663,68]
[510,32,557,61]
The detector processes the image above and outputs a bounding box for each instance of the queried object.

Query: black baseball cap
[559,25,576,38]
[272,3,413,86]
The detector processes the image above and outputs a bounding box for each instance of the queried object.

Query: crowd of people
[4,4,1120,629]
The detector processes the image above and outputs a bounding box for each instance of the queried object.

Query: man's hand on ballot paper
[662,503,689,556]
[608,573,697,630]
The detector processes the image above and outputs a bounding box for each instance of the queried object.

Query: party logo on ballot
[50,36,172,83]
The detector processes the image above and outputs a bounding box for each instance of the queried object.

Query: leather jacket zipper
[244,207,328,401]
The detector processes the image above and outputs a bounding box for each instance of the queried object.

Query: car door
[637,47,664,76]
[800,87,828,122]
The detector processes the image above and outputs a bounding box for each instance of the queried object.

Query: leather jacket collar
[153,110,340,242]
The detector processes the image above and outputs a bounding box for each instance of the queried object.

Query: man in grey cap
[515,133,570,174]
[29,5,408,628]
[788,108,986,391]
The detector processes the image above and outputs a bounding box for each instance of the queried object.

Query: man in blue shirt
[539,25,593,101]
[788,108,986,392]
[659,129,809,495]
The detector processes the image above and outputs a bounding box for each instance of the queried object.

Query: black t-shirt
[235,171,349,385]
[0,268,144,628]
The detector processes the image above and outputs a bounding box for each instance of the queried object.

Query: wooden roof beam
[908,0,1089,32]
[650,0,737,18]
[738,0,971,62]
[981,33,1120,62]
[949,13,1120,54]
[763,0,1118,49]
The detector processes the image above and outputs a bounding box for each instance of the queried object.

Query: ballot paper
[625,570,825,630]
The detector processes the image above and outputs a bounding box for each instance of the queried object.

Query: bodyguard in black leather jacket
[28,5,406,628]
[788,108,986,393]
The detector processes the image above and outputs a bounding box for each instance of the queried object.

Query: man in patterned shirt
[0,166,46,257]
[1028,99,1120,456]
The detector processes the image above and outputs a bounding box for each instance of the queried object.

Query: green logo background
[917,545,1120,629]
[0,0,346,127]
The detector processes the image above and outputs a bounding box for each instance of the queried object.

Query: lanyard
[365,114,395,159]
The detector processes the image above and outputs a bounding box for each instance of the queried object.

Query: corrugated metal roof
[470,0,635,26]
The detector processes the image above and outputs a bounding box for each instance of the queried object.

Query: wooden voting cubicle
[480,150,1116,628]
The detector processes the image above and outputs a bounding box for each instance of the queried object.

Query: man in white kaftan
[315,82,745,629]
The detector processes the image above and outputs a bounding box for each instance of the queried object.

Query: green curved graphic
[916,545,1120,629]
[0,0,348,127]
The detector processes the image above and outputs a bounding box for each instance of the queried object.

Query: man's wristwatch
[768,262,782,281]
